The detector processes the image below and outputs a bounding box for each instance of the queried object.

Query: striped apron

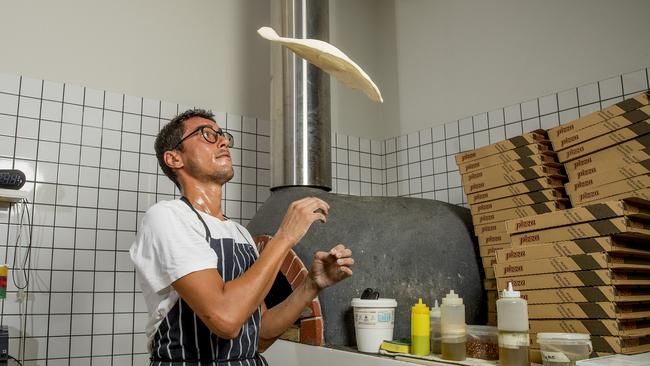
[150,197,269,366]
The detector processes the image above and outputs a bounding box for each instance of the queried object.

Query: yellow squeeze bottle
[411,298,430,355]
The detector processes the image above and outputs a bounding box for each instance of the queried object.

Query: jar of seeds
[466,325,499,360]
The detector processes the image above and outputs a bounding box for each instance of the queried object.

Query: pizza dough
[257,26,383,103]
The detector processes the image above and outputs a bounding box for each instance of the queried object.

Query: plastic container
[430,300,441,354]
[441,290,466,361]
[497,282,530,366]
[466,325,498,360]
[411,298,430,355]
[351,298,398,353]
[537,333,592,366]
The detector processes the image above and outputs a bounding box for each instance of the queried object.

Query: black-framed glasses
[173,125,234,150]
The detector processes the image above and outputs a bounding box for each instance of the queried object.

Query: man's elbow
[219,326,242,340]
[257,336,275,353]
[204,311,242,339]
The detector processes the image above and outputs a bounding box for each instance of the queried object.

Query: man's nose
[217,134,229,148]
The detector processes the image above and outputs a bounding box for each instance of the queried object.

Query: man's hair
[154,108,216,189]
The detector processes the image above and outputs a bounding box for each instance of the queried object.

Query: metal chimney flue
[270,0,331,191]
[253,1,484,347]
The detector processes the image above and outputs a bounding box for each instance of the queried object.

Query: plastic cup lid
[351,298,397,308]
[537,332,590,341]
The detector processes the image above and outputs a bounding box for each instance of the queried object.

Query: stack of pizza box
[455,130,569,325]
[496,198,650,361]
[549,92,650,207]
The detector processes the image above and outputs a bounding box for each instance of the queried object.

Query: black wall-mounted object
[0,170,26,190]
[0,325,7,361]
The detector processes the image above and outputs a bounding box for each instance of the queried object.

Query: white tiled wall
[1,66,648,364]
[331,134,385,197]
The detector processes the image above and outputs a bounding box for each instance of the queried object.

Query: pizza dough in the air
[257,26,383,103]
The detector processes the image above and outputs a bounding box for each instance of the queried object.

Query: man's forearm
[173,234,294,339]
[258,276,320,349]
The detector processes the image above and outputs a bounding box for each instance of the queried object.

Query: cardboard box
[463,165,564,194]
[496,269,650,291]
[486,293,497,320]
[460,153,559,175]
[548,92,650,141]
[551,106,650,151]
[570,174,650,206]
[468,177,565,205]
[470,189,566,215]
[475,221,507,236]
[478,232,511,246]
[557,119,650,163]
[457,143,554,172]
[484,279,497,290]
[564,135,650,180]
[590,336,650,354]
[495,236,650,263]
[484,266,495,279]
[473,201,567,225]
[510,217,650,246]
[487,312,497,325]
[487,296,496,312]
[462,161,562,185]
[529,319,650,337]
[487,290,497,305]
[505,198,650,235]
[529,349,542,364]
[530,333,650,354]
[479,243,511,257]
[493,253,650,278]
[528,302,650,320]
[519,286,650,305]
[586,188,650,205]
[455,129,548,165]
[482,255,497,268]
[566,160,650,195]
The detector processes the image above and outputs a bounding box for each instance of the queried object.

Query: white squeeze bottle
[430,299,442,354]
[441,290,466,361]
[497,282,529,366]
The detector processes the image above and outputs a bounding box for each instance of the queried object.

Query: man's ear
[163,150,184,170]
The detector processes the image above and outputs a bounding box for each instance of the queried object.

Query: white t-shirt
[129,199,259,346]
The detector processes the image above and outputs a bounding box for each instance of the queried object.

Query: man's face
[177,116,234,185]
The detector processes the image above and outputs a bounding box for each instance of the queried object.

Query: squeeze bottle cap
[430,299,441,318]
[442,290,463,305]
[500,282,521,298]
[412,298,429,314]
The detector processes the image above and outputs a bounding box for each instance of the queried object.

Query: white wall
[394,0,650,136]
[0,0,271,120]
[330,0,400,140]
[0,0,396,139]
[2,0,650,140]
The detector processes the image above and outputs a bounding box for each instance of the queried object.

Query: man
[130,109,354,365]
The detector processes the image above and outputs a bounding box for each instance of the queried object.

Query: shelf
[0,188,28,203]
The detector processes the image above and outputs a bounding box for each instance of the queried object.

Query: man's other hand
[308,244,354,291]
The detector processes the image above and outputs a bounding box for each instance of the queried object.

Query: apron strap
[180,196,211,242]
